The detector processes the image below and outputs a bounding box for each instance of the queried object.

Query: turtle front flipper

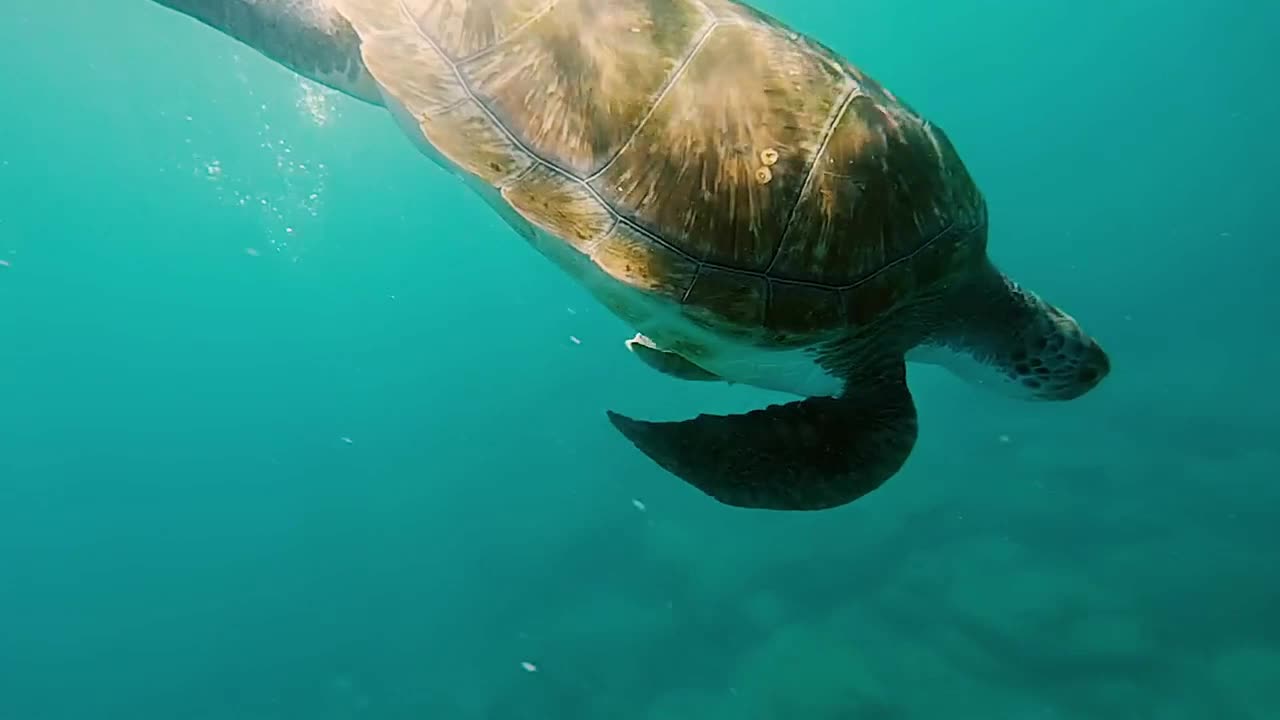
[152,0,381,104]
[624,334,721,382]
[607,358,916,511]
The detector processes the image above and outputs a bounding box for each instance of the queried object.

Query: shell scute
[590,20,853,272]
[501,165,615,249]
[460,0,713,176]
[683,267,768,332]
[422,100,533,185]
[773,94,983,288]
[408,0,551,59]
[590,223,700,300]
[767,282,845,338]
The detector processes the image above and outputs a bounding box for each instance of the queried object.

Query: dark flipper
[151,0,382,105]
[607,357,917,511]
[625,333,721,382]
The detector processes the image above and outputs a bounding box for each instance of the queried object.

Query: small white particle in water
[569,336,581,345]
[340,436,354,445]
[244,248,260,257]
[631,498,647,512]
[520,661,538,673]
[285,227,294,234]
[0,259,10,268]
[997,434,1011,444]
[388,294,397,300]
[566,307,577,315]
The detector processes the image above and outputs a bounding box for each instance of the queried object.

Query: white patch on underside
[636,318,847,399]
[907,342,1033,399]
[722,347,848,398]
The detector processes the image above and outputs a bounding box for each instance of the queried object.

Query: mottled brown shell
[334,0,986,339]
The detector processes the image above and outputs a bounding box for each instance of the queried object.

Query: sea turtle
[151,0,1110,510]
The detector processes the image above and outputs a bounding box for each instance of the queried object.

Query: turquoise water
[2,1,1277,718]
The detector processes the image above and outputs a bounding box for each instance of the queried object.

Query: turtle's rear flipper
[607,359,917,511]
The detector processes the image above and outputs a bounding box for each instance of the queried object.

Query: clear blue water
[1,1,1277,718]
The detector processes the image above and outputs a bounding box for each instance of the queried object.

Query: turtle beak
[1057,338,1109,400]
[1078,340,1110,389]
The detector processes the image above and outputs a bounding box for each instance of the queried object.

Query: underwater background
[1,0,1277,718]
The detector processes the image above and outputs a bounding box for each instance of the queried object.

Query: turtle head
[150,0,382,104]
[920,268,1110,402]
[1010,301,1110,401]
